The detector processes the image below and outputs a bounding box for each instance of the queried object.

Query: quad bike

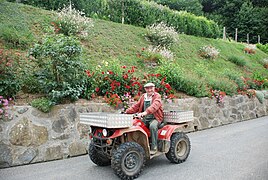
[80,112,192,180]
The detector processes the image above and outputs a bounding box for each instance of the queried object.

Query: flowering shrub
[0,96,11,120]
[52,4,94,37]
[146,22,178,48]
[137,46,173,66]
[198,45,220,60]
[210,89,226,104]
[84,62,175,109]
[244,44,256,54]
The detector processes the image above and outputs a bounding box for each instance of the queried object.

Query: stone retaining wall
[1,93,267,168]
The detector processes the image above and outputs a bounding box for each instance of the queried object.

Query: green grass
[1,1,268,97]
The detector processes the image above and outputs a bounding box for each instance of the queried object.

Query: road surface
[1,116,268,180]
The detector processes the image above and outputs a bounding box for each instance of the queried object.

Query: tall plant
[29,34,86,103]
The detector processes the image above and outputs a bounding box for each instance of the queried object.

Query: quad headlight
[102,128,107,137]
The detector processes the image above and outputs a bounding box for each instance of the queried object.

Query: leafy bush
[52,4,94,37]
[146,22,178,48]
[85,0,220,39]
[29,34,86,103]
[198,45,220,60]
[256,43,268,54]
[157,61,209,97]
[31,97,53,113]
[227,56,246,66]
[0,49,23,98]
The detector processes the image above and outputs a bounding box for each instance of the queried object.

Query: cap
[144,82,155,88]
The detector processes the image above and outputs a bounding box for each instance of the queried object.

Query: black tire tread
[88,142,111,166]
[165,132,191,164]
[111,142,145,180]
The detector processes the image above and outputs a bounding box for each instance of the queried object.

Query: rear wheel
[165,132,191,164]
[111,142,145,180]
[88,142,111,166]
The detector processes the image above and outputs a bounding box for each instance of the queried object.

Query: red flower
[108,70,113,75]
[101,71,104,74]
[121,65,126,69]
[95,87,100,92]
[123,74,128,79]
[125,85,130,89]
[161,77,166,85]
[165,83,171,90]
[85,70,93,77]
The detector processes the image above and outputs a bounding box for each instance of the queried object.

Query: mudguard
[158,124,187,141]
[109,125,149,139]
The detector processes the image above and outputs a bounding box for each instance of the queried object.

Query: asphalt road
[1,116,268,180]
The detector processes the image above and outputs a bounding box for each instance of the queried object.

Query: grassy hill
[1,1,268,102]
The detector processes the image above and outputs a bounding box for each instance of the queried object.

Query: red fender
[109,125,149,139]
[158,124,185,141]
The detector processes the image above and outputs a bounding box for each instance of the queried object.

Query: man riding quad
[125,82,163,155]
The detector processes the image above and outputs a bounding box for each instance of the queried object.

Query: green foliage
[84,0,221,39]
[0,49,23,98]
[154,0,203,16]
[256,43,268,54]
[201,0,268,44]
[31,97,53,113]
[227,56,246,67]
[29,34,86,103]
[1,2,268,102]
[146,22,178,48]
[223,70,246,91]
[156,61,209,97]
[208,77,238,96]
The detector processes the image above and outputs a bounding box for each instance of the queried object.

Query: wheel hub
[125,153,138,169]
[176,140,187,157]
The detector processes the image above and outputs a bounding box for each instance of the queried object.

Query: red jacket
[125,92,164,123]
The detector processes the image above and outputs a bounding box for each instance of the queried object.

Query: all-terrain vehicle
[80,111,192,179]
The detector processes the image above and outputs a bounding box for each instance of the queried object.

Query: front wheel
[165,132,191,164]
[88,142,111,166]
[111,142,145,180]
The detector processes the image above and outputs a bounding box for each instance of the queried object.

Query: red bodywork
[94,118,184,141]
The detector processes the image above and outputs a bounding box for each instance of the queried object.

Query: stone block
[9,117,48,146]
[0,143,12,168]
[45,145,63,161]
[17,148,37,164]
[199,116,209,129]
[52,116,69,133]
[68,141,87,157]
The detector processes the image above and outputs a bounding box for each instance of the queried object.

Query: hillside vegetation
[1,1,268,110]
